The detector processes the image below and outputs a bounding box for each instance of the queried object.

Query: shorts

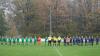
[48,40,51,43]
[58,40,61,43]
[53,41,56,43]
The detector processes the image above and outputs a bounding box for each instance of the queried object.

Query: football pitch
[0,44,100,56]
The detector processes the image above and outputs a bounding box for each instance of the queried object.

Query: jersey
[22,38,24,43]
[58,36,61,41]
[26,37,28,43]
[17,38,20,43]
[30,37,32,43]
[48,37,52,41]
[53,37,57,41]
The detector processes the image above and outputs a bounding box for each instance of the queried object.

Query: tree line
[0,0,100,37]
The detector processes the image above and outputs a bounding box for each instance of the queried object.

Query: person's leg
[48,41,49,46]
[50,41,52,46]
[55,42,56,46]
[96,41,99,45]
[64,42,66,46]
[58,41,60,46]
[91,41,93,46]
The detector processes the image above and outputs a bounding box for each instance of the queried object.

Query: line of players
[0,36,41,45]
[47,35,100,46]
[0,35,100,46]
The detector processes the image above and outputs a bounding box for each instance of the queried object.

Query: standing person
[45,36,48,45]
[76,36,79,45]
[48,35,52,46]
[53,36,57,46]
[85,36,88,46]
[66,36,70,46]
[77,36,81,46]
[17,37,20,45]
[37,36,41,45]
[80,36,84,46]
[96,36,99,45]
[13,38,16,45]
[25,37,29,45]
[64,36,67,46]
[57,36,61,46]
[22,37,24,45]
[29,37,32,44]
[34,36,37,45]
[89,36,92,45]
[91,36,94,46]
[51,36,54,46]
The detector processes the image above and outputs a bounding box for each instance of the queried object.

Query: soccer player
[75,36,79,45]
[48,35,52,46]
[51,36,54,46]
[72,36,76,45]
[29,37,32,43]
[17,37,20,45]
[22,37,24,45]
[53,36,57,46]
[96,36,99,45]
[25,37,29,45]
[64,36,67,46]
[85,36,88,46]
[57,36,61,46]
[37,36,41,45]
[13,38,16,44]
[77,36,81,45]
[90,36,94,46]
[66,36,70,46]
[80,36,83,46]
[34,36,37,45]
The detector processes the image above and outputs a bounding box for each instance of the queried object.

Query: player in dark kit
[85,36,88,46]
[76,36,80,45]
[72,36,76,45]
[90,36,94,46]
[95,36,99,45]
[17,37,20,45]
[80,36,83,46]
[22,37,24,45]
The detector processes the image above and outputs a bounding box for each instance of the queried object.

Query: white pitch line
[54,47,63,56]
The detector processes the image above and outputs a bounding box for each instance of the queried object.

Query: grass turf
[0,43,100,56]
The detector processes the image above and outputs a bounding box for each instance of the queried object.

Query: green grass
[0,43,100,56]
